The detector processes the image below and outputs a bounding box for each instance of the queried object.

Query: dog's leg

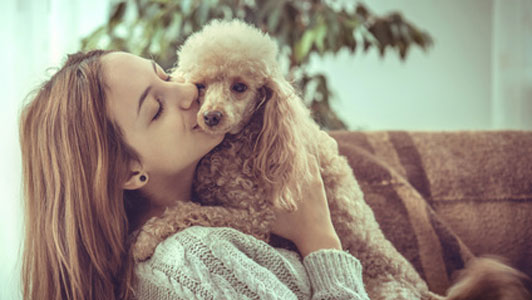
[315,134,436,299]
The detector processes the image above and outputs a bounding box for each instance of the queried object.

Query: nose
[176,82,199,110]
[203,111,223,127]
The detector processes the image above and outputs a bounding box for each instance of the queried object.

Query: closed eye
[152,98,164,121]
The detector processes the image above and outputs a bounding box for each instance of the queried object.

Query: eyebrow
[136,61,159,116]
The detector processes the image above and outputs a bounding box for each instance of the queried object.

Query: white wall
[0,1,530,299]
[310,0,531,130]
[0,1,109,299]
[492,0,532,129]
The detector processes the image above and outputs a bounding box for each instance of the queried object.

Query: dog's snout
[203,111,223,127]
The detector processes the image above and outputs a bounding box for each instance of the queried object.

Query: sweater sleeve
[134,226,370,300]
[303,249,370,300]
[134,226,304,300]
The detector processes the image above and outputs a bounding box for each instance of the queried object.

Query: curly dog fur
[132,19,530,300]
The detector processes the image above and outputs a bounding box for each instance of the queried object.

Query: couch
[330,130,532,295]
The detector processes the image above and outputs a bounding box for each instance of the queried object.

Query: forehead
[103,52,151,84]
[102,52,151,129]
[187,66,265,86]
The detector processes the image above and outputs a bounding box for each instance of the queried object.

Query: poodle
[132,19,530,300]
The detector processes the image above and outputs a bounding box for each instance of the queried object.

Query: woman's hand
[271,155,342,257]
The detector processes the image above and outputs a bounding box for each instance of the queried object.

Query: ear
[123,161,148,190]
[258,85,273,107]
[253,75,312,211]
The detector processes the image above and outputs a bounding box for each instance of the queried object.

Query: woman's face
[103,52,224,179]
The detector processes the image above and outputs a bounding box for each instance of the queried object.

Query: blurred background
[1,0,531,299]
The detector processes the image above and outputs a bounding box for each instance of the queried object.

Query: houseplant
[82,0,432,129]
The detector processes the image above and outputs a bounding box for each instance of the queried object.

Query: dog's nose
[203,111,223,127]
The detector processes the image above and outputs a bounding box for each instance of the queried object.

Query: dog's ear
[258,85,273,102]
[253,74,314,211]
[252,85,273,114]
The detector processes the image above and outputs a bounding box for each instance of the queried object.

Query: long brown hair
[20,50,141,300]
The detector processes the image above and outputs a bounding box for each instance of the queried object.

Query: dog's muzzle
[203,110,223,127]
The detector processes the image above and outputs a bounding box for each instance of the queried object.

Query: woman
[20,50,369,300]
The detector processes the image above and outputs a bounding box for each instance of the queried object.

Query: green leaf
[294,28,315,63]
[267,4,282,32]
[314,22,327,53]
[323,8,341,53]
[109,1,127,27]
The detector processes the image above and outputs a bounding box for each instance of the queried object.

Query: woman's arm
[271,155,370,299]
[135,226,305,300]
[303,249,369,300]
[271,155,342,257]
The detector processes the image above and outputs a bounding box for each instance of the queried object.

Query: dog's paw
[131,230,162,262]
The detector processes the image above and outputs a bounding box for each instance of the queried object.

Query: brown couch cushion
[330,130,532,294]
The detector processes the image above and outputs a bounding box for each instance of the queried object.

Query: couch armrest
[330,130,532,294]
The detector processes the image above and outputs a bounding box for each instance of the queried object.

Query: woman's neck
[140,162,197,223]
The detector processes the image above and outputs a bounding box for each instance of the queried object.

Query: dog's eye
[232,83,247,93]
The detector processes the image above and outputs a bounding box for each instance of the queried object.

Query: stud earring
[140,175,147,182]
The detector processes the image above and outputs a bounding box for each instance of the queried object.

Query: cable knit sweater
[134,226,369,299]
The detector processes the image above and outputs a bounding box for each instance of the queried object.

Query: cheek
[145,141,193,174]
[142,133,224,175]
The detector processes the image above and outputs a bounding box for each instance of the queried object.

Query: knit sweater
[134,226,369,300]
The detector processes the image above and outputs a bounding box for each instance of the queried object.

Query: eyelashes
[151,73,172,121]
[152,98,164,121]
[151,75,170,121]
